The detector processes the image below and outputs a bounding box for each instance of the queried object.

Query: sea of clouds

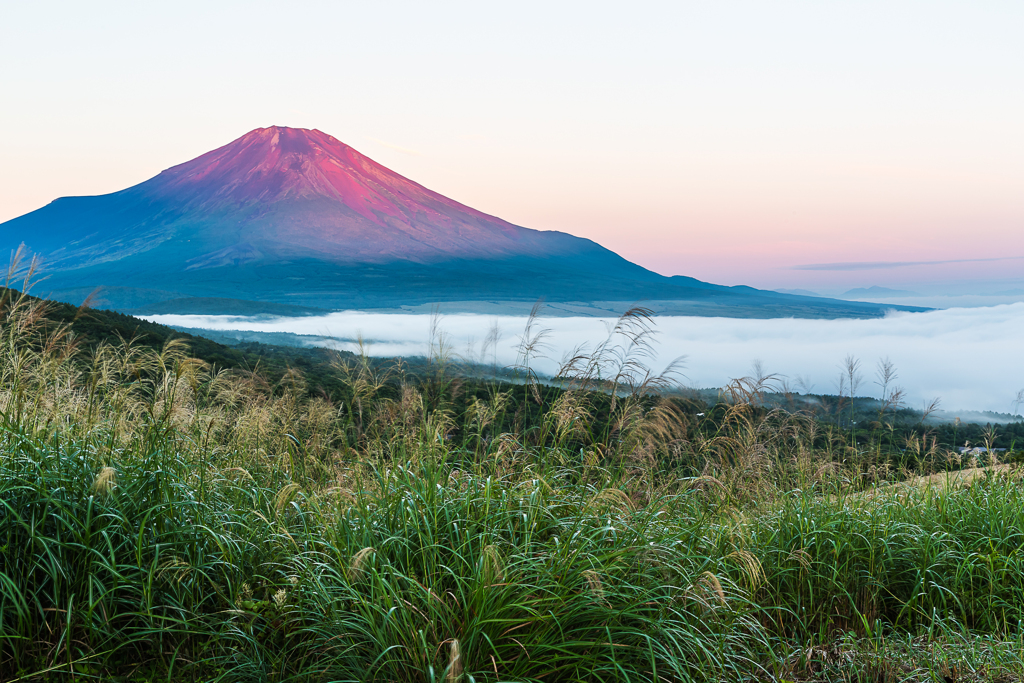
[146,303,1024,415]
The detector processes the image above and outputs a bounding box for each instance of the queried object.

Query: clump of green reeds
[0,419,772,681]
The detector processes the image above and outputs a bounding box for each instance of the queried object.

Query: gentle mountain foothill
[0,126,926,318]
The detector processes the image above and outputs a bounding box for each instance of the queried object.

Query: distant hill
[842,286,920,299]
[0,126,926,319]
[773,288,822,297]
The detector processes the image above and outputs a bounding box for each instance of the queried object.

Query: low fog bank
[146,303,1024,415]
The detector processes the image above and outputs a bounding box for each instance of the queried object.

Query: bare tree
[843,354,863,397]
[875,357,897,398]
[1013,388,1024,418]
[835,354,862,432]
[874,357,905,424]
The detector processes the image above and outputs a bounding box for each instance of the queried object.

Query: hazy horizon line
[792,256,1024,272]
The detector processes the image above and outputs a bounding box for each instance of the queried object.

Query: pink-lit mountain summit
[153,126,551,265]
[0,126,914,317]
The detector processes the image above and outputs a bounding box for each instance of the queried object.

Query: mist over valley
[146,302,1024,416]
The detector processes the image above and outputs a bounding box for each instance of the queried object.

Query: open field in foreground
[2,288,1024,682]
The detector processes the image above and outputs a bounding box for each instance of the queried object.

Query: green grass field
[1,286,1023,682]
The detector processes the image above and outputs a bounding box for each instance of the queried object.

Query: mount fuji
[0,127,920,318]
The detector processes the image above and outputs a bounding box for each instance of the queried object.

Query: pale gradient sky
[2,1,1023,293]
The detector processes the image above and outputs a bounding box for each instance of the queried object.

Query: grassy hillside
[0,286,358,397]
[2,286,1024,681]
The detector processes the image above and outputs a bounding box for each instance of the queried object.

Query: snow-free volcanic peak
[142,125,526,262]
[0,124,654,304]
[154,126,489,217]
[0,126,923,317]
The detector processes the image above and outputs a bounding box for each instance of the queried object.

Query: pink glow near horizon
[1,2,1022,295]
